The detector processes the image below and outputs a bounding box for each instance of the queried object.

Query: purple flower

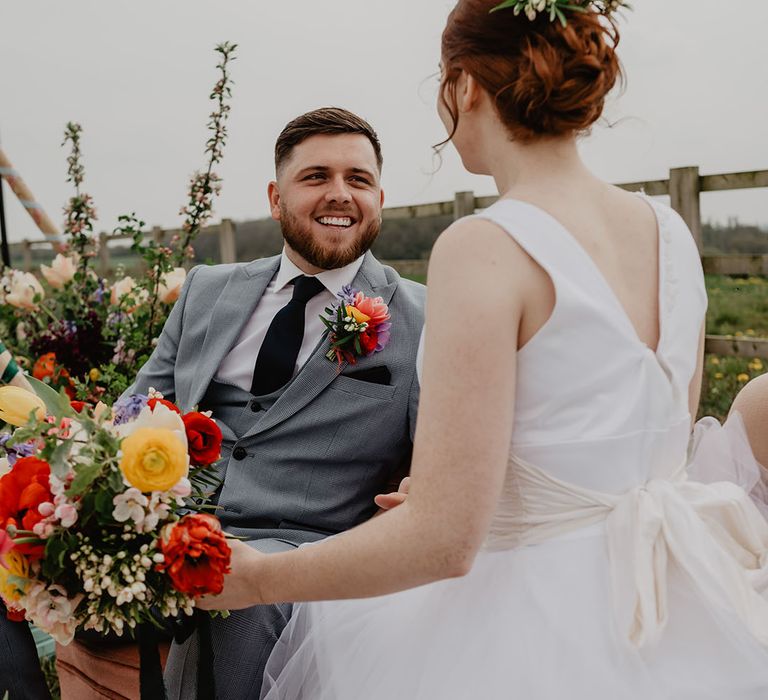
[112,394,149,425]
[0,434,37,466]
[337,285,357,306]
[93,279,106,304]
[375,322,392,352]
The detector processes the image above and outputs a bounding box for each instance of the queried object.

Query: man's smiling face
[268,133,384,273]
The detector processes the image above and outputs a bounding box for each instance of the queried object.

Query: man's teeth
[318,217,353,227]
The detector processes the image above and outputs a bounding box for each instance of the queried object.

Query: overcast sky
[1,0,766,244]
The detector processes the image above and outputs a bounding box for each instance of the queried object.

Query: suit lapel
[243,252,398,438]
[187,257,280,409]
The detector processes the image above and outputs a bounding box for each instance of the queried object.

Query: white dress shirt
[215,250,365,391]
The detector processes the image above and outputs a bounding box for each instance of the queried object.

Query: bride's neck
[487,134,597,198]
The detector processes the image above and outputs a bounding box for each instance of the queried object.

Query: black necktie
[250,275,326,395]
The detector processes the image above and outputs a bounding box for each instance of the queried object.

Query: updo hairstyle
[440,0,623,142]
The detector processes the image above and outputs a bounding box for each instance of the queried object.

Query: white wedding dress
[261,198,768,699]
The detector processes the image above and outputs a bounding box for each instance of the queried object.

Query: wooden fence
[7,166,768,357]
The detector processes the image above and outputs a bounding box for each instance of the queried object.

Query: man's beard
[279,205,381,270]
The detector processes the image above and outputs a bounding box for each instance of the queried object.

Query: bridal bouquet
[0,379,229,644]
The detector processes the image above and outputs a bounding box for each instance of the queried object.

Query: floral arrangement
[0,42,237,404]
[321,285,391,365]
[0,379,229,644]
[490,0,630,24]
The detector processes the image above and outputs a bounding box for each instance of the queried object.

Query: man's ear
[267,181,281,221]
[379,187,385,210]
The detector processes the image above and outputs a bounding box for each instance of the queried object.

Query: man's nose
[324,176,352,204]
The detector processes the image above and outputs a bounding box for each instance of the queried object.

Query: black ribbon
[135,611,216,700]
[196,611,217,700]
[169,610,217,700]
[138,622,167,700]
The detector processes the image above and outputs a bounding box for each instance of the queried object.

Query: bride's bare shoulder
[430,215,538,274]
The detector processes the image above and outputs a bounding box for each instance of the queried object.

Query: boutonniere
[321,285,391,365]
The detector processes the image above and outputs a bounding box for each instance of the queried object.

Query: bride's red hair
[440,0,622,142]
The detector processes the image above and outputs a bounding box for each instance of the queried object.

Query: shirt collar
[272,249,365,297]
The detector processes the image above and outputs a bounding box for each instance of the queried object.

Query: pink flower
[157,268,187,304]
[171,477,192,500]
[54,501,78,528]
[353,292,390,326]
[6,271,44,311]
[40,254,78,289]
[24,583,82,645]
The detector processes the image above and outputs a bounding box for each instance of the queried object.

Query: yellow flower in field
[0,386,46,426]
[749,360,764,372]
[709,357,720,366]
[120,427,188,492]
[737,373,750,383]
[714,372,724,379]
[746,329,756,336]
[89,368,101,382]
[0,549,31,604]
[735,331,744,337]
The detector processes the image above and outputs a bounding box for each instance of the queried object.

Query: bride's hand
[374,476,410,512]
[196,539,264,611]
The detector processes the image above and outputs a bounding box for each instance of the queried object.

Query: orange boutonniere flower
[321,286,391,366]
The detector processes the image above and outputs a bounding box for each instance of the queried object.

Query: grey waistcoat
[128,252,426,548]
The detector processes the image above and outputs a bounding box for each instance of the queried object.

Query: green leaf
[25,375,72,418]
[48,439,74,479]
[489,0,519,12]
[68,461,104,498]
[331,335,353,348]
[95,488,116,519]
[108,467,126,492]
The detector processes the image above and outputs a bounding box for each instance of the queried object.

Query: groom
[130,107,425,698]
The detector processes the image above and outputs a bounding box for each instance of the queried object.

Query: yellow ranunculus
[346,305,371,325]
[737,373,750,383]
[0,386,46,426]
[120,427,188,492]
[0,549,31,603]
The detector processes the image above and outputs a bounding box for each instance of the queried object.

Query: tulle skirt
[261,415,768,700]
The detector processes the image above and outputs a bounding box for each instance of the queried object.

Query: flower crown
[490,0,630,26]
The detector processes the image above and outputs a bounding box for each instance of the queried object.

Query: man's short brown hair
[275,107,383,175]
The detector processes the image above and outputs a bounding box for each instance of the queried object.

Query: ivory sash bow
[493,456,768,648]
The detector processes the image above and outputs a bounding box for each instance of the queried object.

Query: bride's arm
[201,219,526,609]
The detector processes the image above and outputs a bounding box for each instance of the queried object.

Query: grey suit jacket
[129,252,425,545]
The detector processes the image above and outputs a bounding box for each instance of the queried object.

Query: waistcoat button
[250,400,262,412]
[232,446,247,461]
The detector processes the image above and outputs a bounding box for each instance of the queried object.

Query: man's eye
[350,176,370,185]
[303,173,325,181]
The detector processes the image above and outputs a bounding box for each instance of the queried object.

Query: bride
[201,1,768,697]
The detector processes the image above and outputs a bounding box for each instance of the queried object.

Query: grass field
[706,275,768,337]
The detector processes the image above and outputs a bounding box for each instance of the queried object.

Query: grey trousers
[0,611,51,700]
[164,538,295,700]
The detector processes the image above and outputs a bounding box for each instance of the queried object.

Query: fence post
[218,219,236,264]
[152,226,164,245]
[21,240,32,271]
[98,232,110,276]
[669,166,702,252]
[453,191,475,221]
